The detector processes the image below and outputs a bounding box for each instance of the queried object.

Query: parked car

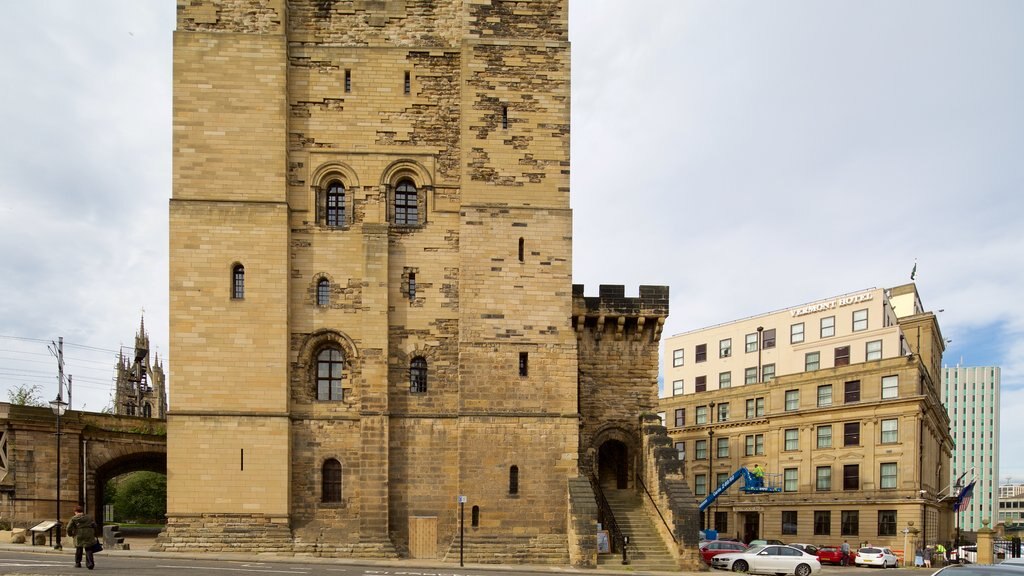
[710,544,822,576]
[817,545,846,565]
[855,547,899,568]
[700,540,749,565]
[789,543,820,555]
[749,539,786,547]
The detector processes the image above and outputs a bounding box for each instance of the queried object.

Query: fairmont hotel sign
[790,291,874,318]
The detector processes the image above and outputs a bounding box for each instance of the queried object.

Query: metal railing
[589,475,623,553]
[637,473,678,544]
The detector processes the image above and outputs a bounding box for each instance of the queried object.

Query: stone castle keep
[166,0,690,565]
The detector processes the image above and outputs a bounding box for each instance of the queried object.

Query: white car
[711,544,822,576]
[855,547,899,568]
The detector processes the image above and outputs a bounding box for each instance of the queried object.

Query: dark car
[817,545,845,565]
[700,540,749,565]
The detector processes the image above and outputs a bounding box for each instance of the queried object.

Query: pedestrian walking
[66,505,98,570]
[841,540,850,566]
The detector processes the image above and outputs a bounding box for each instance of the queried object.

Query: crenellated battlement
[572,284,669,342]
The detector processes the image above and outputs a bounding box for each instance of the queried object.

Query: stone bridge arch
[85,433,167,520]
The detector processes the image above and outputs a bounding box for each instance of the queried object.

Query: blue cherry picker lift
[700,467,782,512]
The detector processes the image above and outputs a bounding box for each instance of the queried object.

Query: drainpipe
[757,326,764,381]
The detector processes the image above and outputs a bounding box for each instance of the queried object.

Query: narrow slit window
[408,272,416,301]
[404,71,411,95]
[509,465,519,494]
[471,505,480,527]
[410,357,427,393]
[518,237,524,262]
[519,352,528,377]
[232,264,245,299]
[322,459,342,502]
[502,105,508,129]
[317,278,330,306]
[240,448,244,471]
[344,69,351,93]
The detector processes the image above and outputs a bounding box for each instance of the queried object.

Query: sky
[0,2,1021,482]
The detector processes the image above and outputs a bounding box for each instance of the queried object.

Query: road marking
[156,564,310,574]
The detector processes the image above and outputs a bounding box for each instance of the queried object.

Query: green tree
[111,471,166,523]
[7,383,45,407]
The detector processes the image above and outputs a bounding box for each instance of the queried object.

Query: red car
[700,540,748,564]
[817,545,846,565]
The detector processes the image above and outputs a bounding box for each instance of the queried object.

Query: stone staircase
[598,488,679,571]
[442,533,569,565]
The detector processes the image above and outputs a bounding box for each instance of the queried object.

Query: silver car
[711,544,822,576]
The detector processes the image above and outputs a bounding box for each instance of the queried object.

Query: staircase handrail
[636,473,678,544]
[588,474,623,553]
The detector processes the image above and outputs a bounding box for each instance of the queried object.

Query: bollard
[622,535,630,565]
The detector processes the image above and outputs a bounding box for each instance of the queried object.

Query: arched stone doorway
[597,439,629,490]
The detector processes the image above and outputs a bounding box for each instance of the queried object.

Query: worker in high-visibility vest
[752,464,765,487]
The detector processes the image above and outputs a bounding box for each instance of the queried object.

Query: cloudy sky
[1,2,1021,482]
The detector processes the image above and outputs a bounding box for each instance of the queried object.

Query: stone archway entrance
[597,439,629,490]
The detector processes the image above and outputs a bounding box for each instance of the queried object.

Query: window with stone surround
[410,357,427,393]
[519,352,528,377]
[322,459,342,502]
[326,181,346,227]
[317,278,331,307]
[394,179,419,225]
[317,347,345,401]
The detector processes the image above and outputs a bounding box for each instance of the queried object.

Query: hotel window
[784,428,799,451]
[880,418,898,443]
[805,351,820,371]
[866,339,883,361]
[878,510,897,536]
[762,328,776,349]
[880,462,897,489]
[782,510,798,535]
[719,372,731,389]
[745,398,754,419]
[785,389,799,411]
[791,322,805,344]
[843,422,860,446]
[841,510,859,536]
[784,468,798,492]
[817,425,832,448]
[817,384,832,407]
[695,474,707,496]
[718,402,730,422]
[673,348,684,367]
[755,397,764,416]
[835,345,851,367]
[843,464,859,490]
[816,466,832,491]
[672,380,683,396]
[674,408,685,427]
[821,316,835,338]
[695,439,708,460]
[696,343,707,363]
[814,511,831,535]
[762,363,775,382]
[844,380,860,403]
[881,375,899,399]
[696,405,708,425]
[717,437,729,458]
[715,510,729,533]
[744,367,757,385]
[695,375,707,393]
[675,442,685,460]
[719,338,732,358]
[745,333,758,353]
[852,308,868,332]
[745,433,764,456]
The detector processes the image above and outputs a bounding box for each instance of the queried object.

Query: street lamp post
[707,424,715,532]
[49,395,68,550]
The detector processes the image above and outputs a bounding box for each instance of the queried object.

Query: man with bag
[66,505,99,570]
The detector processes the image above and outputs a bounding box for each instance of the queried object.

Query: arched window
[410,356,427,393]
[326,181,345,227]
[317,347,345,401]
[471,505,480,527]
[322,458,342,502]
[125,402,136,416]
[317,278,330,307]
[509,465,519,494]
[232,264,245,299]
[142,403,152,418]
[394,179,418,225]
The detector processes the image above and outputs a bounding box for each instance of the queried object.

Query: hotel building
[659,284,954,547]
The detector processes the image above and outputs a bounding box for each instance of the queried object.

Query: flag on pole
[954,480,975,512]
[910,262,917,281]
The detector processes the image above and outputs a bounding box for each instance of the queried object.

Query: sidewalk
[0,537,699,576]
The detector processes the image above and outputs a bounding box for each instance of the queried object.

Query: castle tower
[167,0,575,558]
[113,315,167,419]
